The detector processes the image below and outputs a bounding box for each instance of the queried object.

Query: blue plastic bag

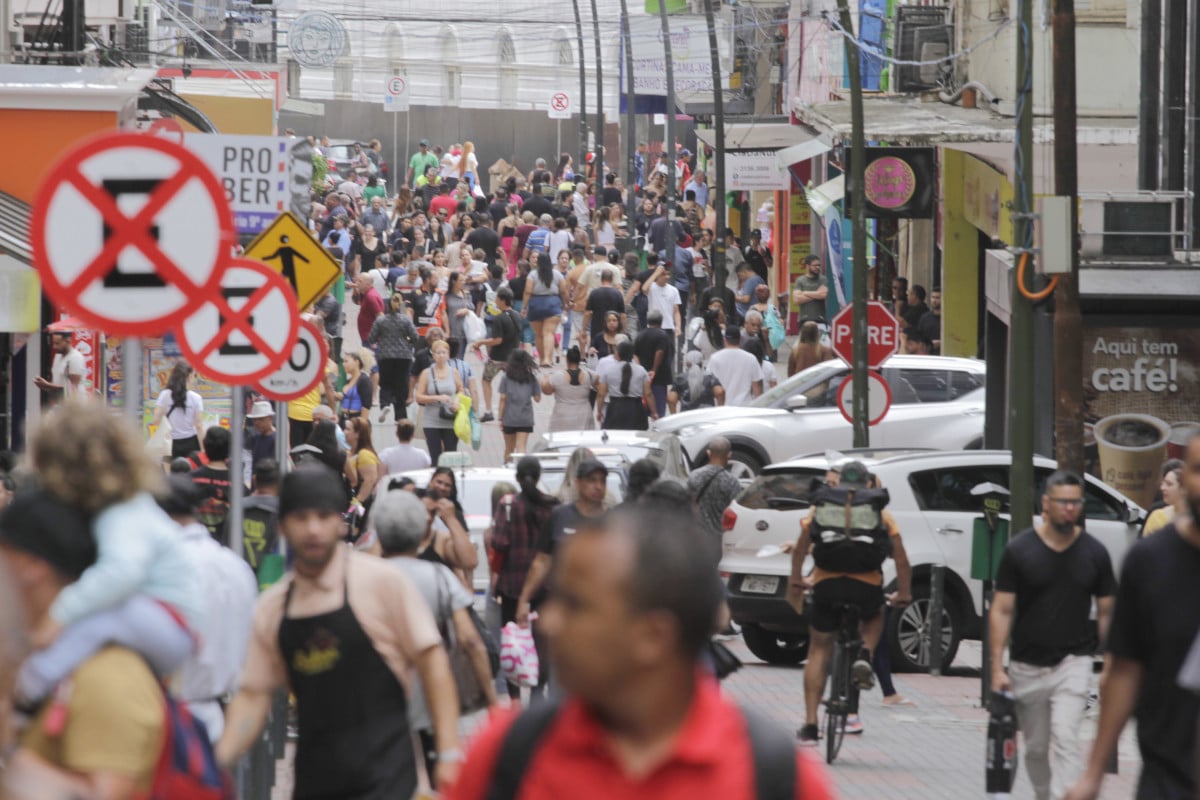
[470,409,483,450]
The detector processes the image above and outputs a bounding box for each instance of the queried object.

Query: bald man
[686,437,744,565]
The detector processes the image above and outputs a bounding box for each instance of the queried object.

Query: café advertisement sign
[1083,323,1200,508]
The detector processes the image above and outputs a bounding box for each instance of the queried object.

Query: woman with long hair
[609,202,628,243]
[306,418,347,475]
[430,249,451,292]
[522,253,568,369]
[593,205,615,250]
[594,340,655,430]
[541,346,595,433]
[498,350,541,462]
[555,153,574,183]
[393,187,413,219]
[444,271,472,359]
[567,213,590,251]
[414,339,463,463]
[368,292,420,423]
[343,417,380,511]
[457,141,479,194]
[151,361,205,459]
[589,310,629,360]
[336,351,374,423]
[788,320,836,377]
[497,203,521,277]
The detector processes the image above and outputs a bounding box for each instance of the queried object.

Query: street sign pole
[229,384,245,560]
[392,112,398,196]
[405,111,411,191]
[557,119,562,165]
[123,337,142,429]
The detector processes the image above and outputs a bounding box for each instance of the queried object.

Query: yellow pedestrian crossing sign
[244,212,341,310]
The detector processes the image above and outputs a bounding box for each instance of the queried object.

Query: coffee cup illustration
[1167,422,1200,460]
[1094,414,1170,509]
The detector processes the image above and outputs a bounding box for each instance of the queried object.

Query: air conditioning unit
[894,6,952,92]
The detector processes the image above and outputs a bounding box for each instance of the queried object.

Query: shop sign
[845,146,935,219]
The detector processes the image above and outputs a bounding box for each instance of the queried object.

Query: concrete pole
[656,0,678,368]
[571,0,590,182]
[704,0,727,289]
[122,338,142,431]
[589,0,604,182]
[619,0,638,226]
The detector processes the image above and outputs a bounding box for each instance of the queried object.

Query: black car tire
[741,623,809,666]
[887,583,962,673]
[728,447,764,480]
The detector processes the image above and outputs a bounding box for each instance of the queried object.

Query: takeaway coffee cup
[1167,422,1200,460]
[1094,413,1170,509]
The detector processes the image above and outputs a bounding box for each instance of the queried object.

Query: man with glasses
[990,471,1116,800]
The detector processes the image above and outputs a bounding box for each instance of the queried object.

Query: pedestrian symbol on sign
[258,235,310,296]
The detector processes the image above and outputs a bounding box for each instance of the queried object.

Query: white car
[652,355,987,479]
[720,450,1145,671]
[527,429,692,481]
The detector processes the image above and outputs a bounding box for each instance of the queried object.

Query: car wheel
[741,623,809,666]
[887,584,962,673]
[728,448,764,480]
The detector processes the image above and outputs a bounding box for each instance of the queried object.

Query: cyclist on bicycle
[787,460,912,745]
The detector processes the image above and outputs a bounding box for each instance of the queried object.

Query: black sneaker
[479,413,495,423]
[797,723,820,746]
[852,658,876,691]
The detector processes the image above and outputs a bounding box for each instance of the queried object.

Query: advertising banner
[727,150,790,191]
[105,335,233,436]
[1083,322,1200,508]
[629,15,717,96]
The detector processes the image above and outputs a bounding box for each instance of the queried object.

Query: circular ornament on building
[288,11,348,68]
[863,156,918,210]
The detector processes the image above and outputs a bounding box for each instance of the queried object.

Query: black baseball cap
[724,325,742,342]
[0,488,96,579]
[280,463,349,517]
[575,458,609,479]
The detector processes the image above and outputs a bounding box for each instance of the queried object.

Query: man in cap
[408,138,439,188]
[515,457,609,630]
[788,460,912,745]
[216,463,463,794]
[1,488,167,797]
[157,475,257,743]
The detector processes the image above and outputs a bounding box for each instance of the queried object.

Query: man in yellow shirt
[1,489,164,800]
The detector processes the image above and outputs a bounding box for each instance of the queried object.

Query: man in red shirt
[353,272,386,347]
[444,506,834,800]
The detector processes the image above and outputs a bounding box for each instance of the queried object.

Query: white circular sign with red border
[255,320,328,402]
[836,372,893,427]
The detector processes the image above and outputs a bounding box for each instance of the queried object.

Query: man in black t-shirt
[471,287,521,423]
[633,311,674,418]
[991,470,1116,800]
[189,426,242,541]
[1067,435,1200,800]
[582,269,626,346]
[465,217,501,269]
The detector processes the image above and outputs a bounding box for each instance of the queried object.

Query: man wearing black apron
[217,464,463,796]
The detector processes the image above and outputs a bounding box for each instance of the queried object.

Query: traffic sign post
[548,91,572,120]
[31,131,236,336]
[176,258,300,385]
[255,320,328,401]
[244,212,342,310]
[384,75,410,112]
[830,300,899,369]
[836,372,892,426]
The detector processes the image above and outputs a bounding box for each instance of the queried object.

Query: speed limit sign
[254,320,328,401]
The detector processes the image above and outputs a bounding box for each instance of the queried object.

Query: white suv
[652,355,986,480]
[720,450,1145,671]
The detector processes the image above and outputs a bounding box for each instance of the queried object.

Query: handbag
[707,639,744,680]
[435,568,490,715]
[500,622,540,688]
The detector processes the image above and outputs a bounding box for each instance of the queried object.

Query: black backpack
[809,484,893,574]
[485,700,795,800]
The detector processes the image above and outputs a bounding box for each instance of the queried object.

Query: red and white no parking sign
[31,132,236,336]
[176,258,300,385]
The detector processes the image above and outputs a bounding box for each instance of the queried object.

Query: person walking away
[541,346,595,433]
[216,464,464,795]
[788,460,912,745]
[369,292,420,423]
[595,341,655,430]
[633,310,674,418]
[1064,431,1200,800]
[372,489,497,786]
[379,419,431,476]
[157,476,257,743]
[444,504,835,800]
[415,340,464,464]
[687,437,744,565]
[523,253,568,368]
[788,321,835,377]
[152,361,206,459]
[33,331,86,402]
[668,349,725,413]
[706,326,763,407]
[190,426,239,539]
[232,459,282,577]
[490,456,559,704]
[472,286,523,423]
[498,350,541,462]
[989,471,1116,800]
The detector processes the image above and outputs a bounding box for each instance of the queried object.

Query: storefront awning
[695,122,829,153]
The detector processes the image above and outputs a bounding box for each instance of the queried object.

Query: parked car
[720,449,1145,671]
[509,450,630,504]
[527,429,691,481]
[652,355,986,480]
[324,139,383,181]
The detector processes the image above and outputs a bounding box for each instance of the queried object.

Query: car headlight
[678,421,718,438]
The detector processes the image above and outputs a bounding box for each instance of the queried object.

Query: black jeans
[424,427,458,464]
[500,595,549,702]
[378,358,412,418]
[288,420,313,452]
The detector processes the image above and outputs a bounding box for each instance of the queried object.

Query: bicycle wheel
[825,642,848,764]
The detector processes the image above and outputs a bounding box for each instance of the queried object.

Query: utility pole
[837,0,869,448]
[620,0,638,226]
[1138,0,1161,190]
[1052,0,1083,476]
[657,0,677,273]
[571,0,590,181]
[704,0,727,289]
[1009,0,1036,532]
[590,0,605,182]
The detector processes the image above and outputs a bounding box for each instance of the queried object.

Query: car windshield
[753,362,847,409]
[738,468,825,510]
[539,470,626,501]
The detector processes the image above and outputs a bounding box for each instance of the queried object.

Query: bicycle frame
[825,604,864,765]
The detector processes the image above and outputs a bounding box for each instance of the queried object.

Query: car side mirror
[786,395,808,412]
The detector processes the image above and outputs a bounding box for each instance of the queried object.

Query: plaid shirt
[491,490,558,600]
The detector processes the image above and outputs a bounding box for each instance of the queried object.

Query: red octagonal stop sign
[830,300,899,369]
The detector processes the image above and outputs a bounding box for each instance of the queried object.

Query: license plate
[741,575,780,595]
